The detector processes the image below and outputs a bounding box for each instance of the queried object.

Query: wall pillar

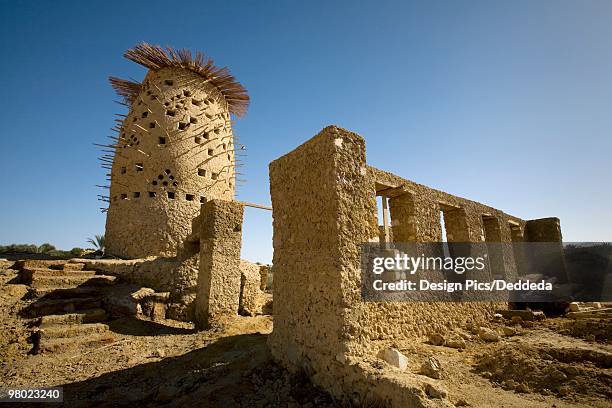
[482,216,507,279]
[194,199,244,330]
[389,193,442,243]
[524,217,567,283]
[268,125,378,395]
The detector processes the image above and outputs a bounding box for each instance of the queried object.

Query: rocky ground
[1,260,611,407]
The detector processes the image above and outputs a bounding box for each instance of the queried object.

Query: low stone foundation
[75,255,198,321]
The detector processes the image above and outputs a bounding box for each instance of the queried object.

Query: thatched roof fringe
[109,77,142,105]
[117,43,249,117]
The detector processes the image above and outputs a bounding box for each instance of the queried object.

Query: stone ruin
[266,125,566,405]
[85,43,569,405]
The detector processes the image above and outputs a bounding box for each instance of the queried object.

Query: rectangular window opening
[376,195,392,246]
[167,191,175,199]
[439,210,451,258]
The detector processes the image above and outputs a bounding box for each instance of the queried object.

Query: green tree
[87,234,105,254]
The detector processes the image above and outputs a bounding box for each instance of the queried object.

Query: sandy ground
[1,264,611,407]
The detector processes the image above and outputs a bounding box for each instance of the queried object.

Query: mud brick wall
[525,218,563,242]
[373,167,524,282]
[268,126,379,394]
[194,199,243,329]
[268,126,540,398]
[105,66,237,259]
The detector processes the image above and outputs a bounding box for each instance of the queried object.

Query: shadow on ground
[107,317,194,336]
[58,333,271,407]
[48,331,337,408]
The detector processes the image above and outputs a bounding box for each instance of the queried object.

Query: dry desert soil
[1,260,611,407]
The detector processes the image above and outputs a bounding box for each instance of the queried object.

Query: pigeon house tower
[101,43,249,258]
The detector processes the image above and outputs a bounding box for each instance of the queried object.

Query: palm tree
[87,234,105,254]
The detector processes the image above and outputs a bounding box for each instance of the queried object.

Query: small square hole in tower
[149,191,156,198]
[120,193,127,200]
[211,172,219,180]
[186,194,194,201]
[158,137,166,145]
[164,79,174,86]
[198,168,206,177]
[200,196,206,203]
[135,163,143,171]
[120,167,126,174]
[133,192,140,198]
[166,110,176,117]
[178,122,188,130]
[208,148,214,156]
[167,191,175,199]
[149,122,156,129]
[190,117,198,124]
[141,111,148,118]
[194,136,201,144]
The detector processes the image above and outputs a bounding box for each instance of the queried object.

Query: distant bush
[0,244,39,254]
[0,243,99,259]
[38,243,57,254]
[70,247,86,257]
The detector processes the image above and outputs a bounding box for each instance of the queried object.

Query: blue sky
[1,0,611,263]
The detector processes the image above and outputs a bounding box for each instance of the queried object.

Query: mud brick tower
[102,43,249,258]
